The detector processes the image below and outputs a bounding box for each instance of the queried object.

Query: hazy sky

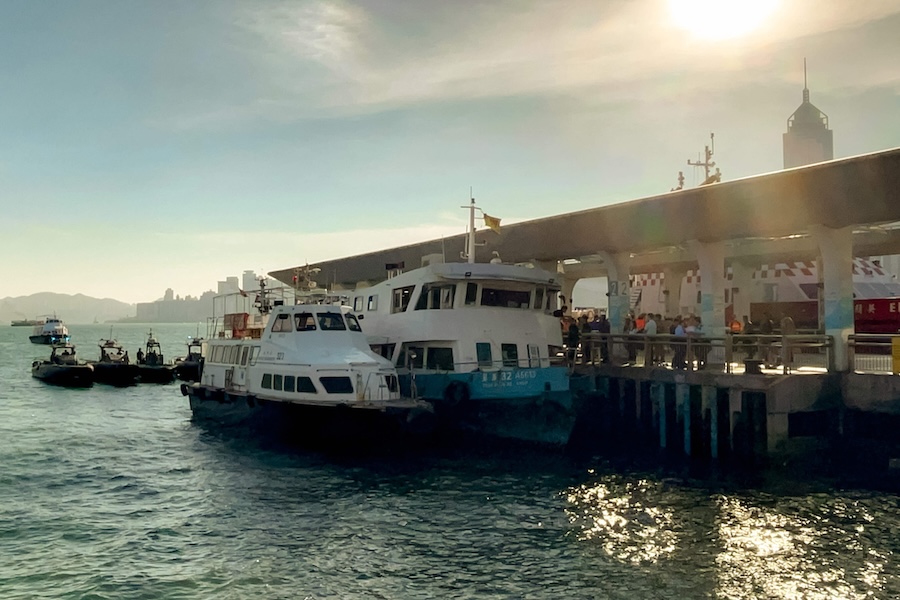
[1,0,897,304]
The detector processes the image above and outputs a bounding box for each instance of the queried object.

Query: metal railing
[848,334,900,373]
[576,332,834,374]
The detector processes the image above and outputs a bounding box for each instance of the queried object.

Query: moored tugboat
[174,337,205,382]
[135,331,176,384]
[90,339,140,386]
[32,342,94,387]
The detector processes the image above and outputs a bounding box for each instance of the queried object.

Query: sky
[0,0,898,304]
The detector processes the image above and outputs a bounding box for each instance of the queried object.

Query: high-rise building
[783,60,833,169]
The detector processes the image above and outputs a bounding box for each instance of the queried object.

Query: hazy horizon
[2,1,898,304]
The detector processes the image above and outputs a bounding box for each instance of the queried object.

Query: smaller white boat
[29,316,70,345]
[181,278,434,446]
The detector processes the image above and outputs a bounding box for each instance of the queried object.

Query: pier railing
[577,332,834,374]
[848,334,900,373]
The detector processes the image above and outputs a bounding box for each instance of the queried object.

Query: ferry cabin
[199,304,401,405]
[353,262,564,375]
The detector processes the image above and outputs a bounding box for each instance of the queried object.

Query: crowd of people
[560,309,799,371]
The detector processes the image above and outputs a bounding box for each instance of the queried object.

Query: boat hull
[400,367,582,446]
[32,362,94,387]
[136,365,176,384]
[173,360,202,382]
[183,384,435,447]
[30,334,67,345]
[90,362,141,387]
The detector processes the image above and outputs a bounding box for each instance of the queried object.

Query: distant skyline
[1,1,898,304]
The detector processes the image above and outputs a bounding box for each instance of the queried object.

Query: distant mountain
[1,293,135,325]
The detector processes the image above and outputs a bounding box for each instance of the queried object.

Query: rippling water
[2,323,899,599]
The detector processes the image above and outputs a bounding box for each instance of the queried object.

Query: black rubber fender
[442,381,470,408]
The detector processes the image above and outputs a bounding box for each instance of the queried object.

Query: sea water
[1,323,899,599]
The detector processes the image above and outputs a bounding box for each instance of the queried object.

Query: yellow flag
[483,213,501,233]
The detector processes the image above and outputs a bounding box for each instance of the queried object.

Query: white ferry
[180,280,434,444]
[29,316,70,345]
[346,201,584,445]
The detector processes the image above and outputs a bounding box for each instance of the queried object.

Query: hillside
[1,293,135,325]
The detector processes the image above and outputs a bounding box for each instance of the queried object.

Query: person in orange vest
[729,317,742,333]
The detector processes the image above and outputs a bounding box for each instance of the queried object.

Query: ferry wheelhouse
[181,280,433,444]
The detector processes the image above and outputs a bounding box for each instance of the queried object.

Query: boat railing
[578,332,835,374]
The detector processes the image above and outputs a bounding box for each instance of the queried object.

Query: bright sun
[668,0,780,40]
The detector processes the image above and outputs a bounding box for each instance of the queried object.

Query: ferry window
[372,343,395,360]
[465,283,478,305]
[226,346,238,364]
[249,346,261,366]
[398,344,424,369]
[527,344,541,368]
[534,286,545,310]
[391,286,415,313]
[284,375,296,392]
[367,295,378,311]
[297,377,317,393]
[271,313,293,332]
[476,342,493,368]
[696,290,702,305]
[501,344,519,367]
[384,374,399,393]
[345,313,362,332]
[416,284,456,310]
[481,287,530,309]
[295,312,316,331]
[318,312,346,331]
[426,347,454,371]
[261,373,272,389]
[273,374,283,391]
[240,346,249,366]
[321,376,354,394]
[353,296,364,311]
[212,345,224,363]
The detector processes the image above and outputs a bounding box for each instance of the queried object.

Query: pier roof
[270,147,900,288]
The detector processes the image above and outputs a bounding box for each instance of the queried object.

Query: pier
[271,147,900,472]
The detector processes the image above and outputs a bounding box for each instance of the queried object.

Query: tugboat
[90,339,140,386]
[180,277,434,446]
[32,342,94,387]
[173,337,205,382]
[29,316,70,345]
[135,331,176,384]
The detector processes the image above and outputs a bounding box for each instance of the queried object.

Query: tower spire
[803,57,809,103]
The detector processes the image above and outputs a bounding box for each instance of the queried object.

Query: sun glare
[668,0,780,40]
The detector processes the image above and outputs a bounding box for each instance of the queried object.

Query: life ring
[442,381,470,408]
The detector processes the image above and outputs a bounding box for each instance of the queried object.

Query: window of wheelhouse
[481,287,531,309]
[476,342,493,368]
[271,313,293,332]
[415,283,456,310]
[464,282,478,305]
[345,313,362,332]
[318,312,346,331]
[533,286,545,310]
[353,296,364,311]
[294,312,316,331]
[391,286,415,313]
[501,343,519,367]
[367,295,378,311]
[240,346,250,366]
[249,346,261,366]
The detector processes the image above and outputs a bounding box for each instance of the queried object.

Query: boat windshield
[318,312,346,331]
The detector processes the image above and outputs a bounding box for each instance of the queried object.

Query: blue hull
[399,367,583,446]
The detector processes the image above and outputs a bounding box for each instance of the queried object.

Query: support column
[691,240,727,368]
[662,265,688,317]
[703,385,718,460]
[560,276,578,313]
[598,252,632,334]
[729,259,755,325]
[812,225,854,371]
[677,382,691,456]
[652,381,666,450]
[728,388,742,453]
